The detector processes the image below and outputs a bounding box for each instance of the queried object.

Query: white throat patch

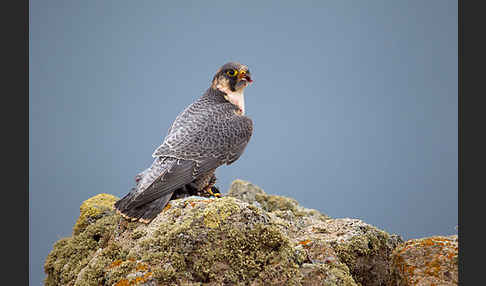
[224,90,245,115]
[215,80,246,115]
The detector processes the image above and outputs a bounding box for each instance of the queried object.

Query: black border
[4,0,28,284]
[459,0,485,284]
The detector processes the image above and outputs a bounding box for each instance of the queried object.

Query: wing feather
[153,99,253,163]
[125,158,195,209]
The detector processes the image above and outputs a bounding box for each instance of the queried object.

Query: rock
[293,219,403,286]
[389,235,458,285]
[228,180,403,285]
[298,263,358,286]
[73,193,119,235]
[44,180,404,286]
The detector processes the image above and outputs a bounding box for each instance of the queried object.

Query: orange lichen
[135,263,148,272]
[298,240,312,246]
[391,235,458,285]
[446,252,455,260]
[132,271,153,284]
[184,199,216,208]
[114,271,153,286]
[423,239,435,246]
[109,259,123,268]
[114,278,130,286]
[425,257,441,275]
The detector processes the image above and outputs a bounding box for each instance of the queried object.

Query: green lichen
[300,263,358,286]
[73,193,118,235]
[201,197,241,228]
[228,179,329,220]
[44,193,141,286]
[131,230,146,240]
[137,197,301,285]
[104,260,138,285]
[44,214,119,285]
[330,226,398,286]
[255,193,299,213]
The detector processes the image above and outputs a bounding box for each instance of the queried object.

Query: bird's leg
[170,185,192,200]
[187,171,222,198]
[206,185,222,198]
[202,172,222,198]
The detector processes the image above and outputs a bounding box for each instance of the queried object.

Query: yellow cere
[238,70,247,79]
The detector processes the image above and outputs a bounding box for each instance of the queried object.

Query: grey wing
[152,100,207,158]
[123,157,200,209]
[126,155,226,210]
[153,108,253,173]
[225,116,253,165]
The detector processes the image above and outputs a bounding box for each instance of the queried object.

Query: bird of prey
[114,62,254,223]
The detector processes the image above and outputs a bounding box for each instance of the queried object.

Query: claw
[208,186,222,198]
[207,188,215,196]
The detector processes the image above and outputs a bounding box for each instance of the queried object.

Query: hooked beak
[238,70,253,83]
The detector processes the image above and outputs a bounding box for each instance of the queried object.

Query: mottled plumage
[115,62,253,223]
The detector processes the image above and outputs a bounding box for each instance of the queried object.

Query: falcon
[114,62,254,223]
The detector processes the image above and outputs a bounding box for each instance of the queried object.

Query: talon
[207,188,214,196]
[209,186,222,198]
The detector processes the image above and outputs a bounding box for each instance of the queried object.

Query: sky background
[30,1,458,285]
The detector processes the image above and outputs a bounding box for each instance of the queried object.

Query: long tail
[114,157,219,223]
[114,191,172,223]
[114,158,176,223]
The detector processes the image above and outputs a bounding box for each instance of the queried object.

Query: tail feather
[114,158,175,224]
[114,157,218,224]
[115,192,173,223]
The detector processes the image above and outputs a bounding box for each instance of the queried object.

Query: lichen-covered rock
[298,263,358,286]
[227,179,331,237]
[44,180,405,286]
[73,193,119,235]
[227,179,329,220]
[44,211,121,285]
[131,196,305,285]
[228,180,402,286]
[292,219,402,286]
[389,235,458,286]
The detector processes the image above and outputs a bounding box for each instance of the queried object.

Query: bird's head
[211,62,253,94]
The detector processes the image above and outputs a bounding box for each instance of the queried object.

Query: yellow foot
[206,186,222,198]
[207,188,215,196]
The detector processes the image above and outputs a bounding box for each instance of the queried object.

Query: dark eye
[226,69,238,77]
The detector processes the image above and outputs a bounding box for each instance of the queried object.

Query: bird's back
[154,88,252,162]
